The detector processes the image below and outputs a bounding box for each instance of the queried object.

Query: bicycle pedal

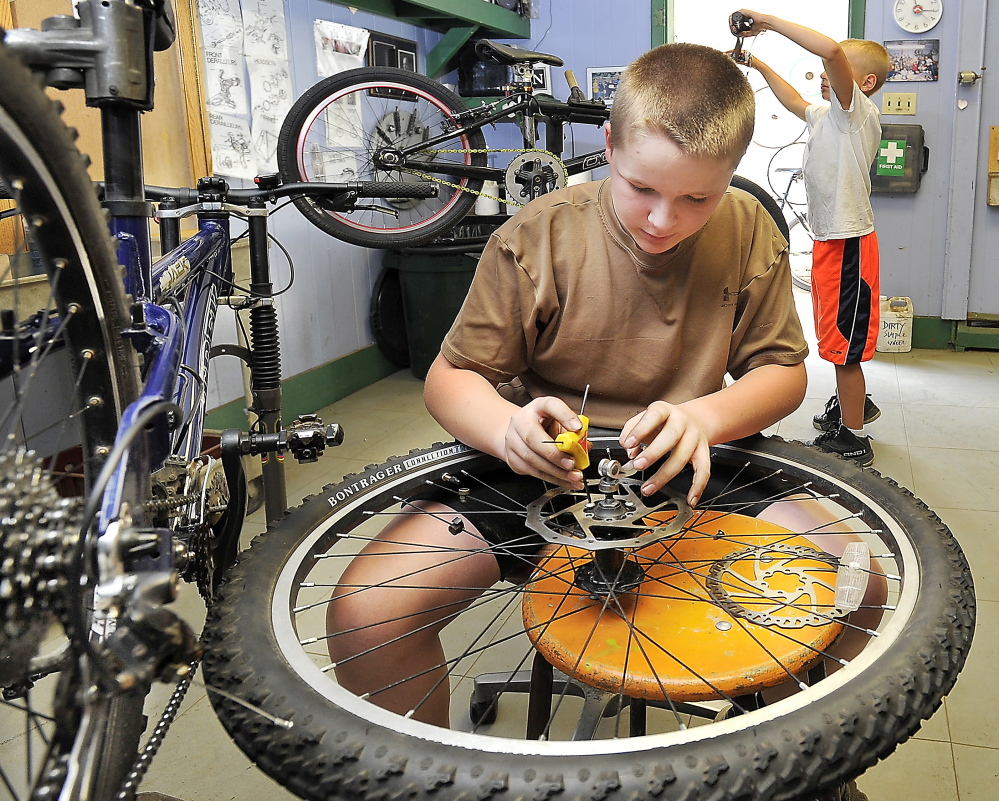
[285,414,344,463]
[226,415,344,463]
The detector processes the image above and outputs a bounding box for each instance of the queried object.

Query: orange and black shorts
[811,232,880,365]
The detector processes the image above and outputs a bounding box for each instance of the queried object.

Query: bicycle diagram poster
[197,0,294,177]
[208,111,254,179]
[248,55,294,170]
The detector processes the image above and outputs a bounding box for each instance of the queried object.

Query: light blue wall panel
[868,0,999,319]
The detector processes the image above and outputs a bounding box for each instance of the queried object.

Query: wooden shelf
[330,0,530,77]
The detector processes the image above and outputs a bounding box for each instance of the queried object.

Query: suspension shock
[245,198,287,522]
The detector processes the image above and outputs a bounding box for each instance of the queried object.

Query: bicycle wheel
[0,42,143,801]
[730,174,789,241]
[203,433,974,801]
[788,216,814,292]
[278,67,487,249]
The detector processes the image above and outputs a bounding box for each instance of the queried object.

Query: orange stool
[504,510,846,738]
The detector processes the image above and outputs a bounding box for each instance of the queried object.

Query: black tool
[729,11,755,63]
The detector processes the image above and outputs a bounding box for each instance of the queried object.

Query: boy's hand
[730,9,768,37]
[726,48,754,68]
[619,401,711,506]
[503,397,587,490]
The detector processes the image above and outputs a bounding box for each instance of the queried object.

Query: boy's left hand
[619,401,711,506]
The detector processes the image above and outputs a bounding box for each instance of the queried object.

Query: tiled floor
[137,286,998,800]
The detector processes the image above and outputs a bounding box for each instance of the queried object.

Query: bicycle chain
[114,659,201,801]
[142,492,200,514]
[406,148,568,209]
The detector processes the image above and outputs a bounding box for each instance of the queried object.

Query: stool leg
[527,652,554,739]
[629,698,646,737]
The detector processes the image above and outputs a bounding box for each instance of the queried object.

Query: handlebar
[144,180,437,205]
[98,178,438,207]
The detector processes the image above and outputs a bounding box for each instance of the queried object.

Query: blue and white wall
[207,0,651,414]
[865,1,999,320]
[207,0,999,414]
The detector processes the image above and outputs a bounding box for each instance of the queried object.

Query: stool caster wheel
[469,696,498,726]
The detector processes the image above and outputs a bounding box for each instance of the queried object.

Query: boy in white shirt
[733,10,890,466]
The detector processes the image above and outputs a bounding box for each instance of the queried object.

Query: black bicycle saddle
[474,39,564,67]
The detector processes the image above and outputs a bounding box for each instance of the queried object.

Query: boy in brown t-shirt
[327,43,808,725]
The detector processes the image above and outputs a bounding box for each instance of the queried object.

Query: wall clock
[893,1,943,33]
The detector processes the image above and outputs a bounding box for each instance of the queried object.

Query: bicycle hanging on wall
[767,141,815,292]
[0,5,976,801]
[277,39,609,249]
[278,38,790,251]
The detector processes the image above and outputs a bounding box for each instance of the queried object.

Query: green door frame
[652,0,866,48]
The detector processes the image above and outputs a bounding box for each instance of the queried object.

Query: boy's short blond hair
[609,43,755,166]
[842,39,890,94]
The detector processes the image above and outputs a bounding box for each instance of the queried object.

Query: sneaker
[813,780,870,801]
[840,781,869,801]
[812,394,882,432]
[812,425,875,466]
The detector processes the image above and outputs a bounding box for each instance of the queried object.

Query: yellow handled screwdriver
[554,385,591,470]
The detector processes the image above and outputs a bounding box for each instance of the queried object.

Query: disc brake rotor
[707,544,845,628]
[525,478,693,550]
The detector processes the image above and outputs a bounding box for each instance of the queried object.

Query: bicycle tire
[0,41,143,801]
[730,174,790,242]
[203,433,974,801]
[278,67,487,249]
[787,216,814,292]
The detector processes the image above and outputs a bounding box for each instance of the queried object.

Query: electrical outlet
[882,92,917,116]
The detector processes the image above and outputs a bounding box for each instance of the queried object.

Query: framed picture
[397,48,417,73]
[367,32,418,70]
[586,66,625,106]
[366,33,419,98]
[885,39,939,82]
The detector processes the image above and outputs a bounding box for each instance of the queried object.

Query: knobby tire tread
[203,436,974,801]
[0,41,143,800]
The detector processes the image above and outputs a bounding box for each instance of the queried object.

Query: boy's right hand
[730,9,768,37]
[619,401,711,507]
[502,397,587,490]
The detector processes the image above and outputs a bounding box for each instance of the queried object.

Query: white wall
[673,1,849,205]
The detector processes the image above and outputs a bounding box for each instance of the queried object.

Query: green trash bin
[383,250,478,380]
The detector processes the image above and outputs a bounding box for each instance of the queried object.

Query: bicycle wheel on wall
[788,216,814,292]
[278,67,487,249]
[0,42,143,801]
[204,433,974,801]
